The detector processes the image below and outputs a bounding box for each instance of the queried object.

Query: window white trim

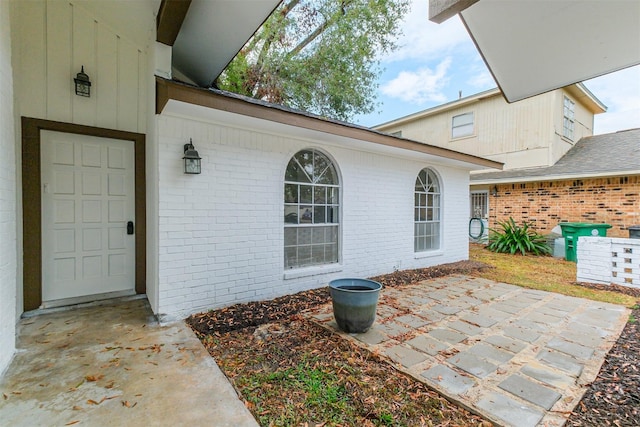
[283,149,341,270]
[414,167,442,253]
[563,96,575,141]
[451,112,474,139]
[283,263,343,280]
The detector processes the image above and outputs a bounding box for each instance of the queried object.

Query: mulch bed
[187,260,488,335]
[186,261,640,427]
[568,289,640,427]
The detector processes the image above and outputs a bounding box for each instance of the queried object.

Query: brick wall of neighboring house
[489,176,640,237]
[155,113,471,320]
[0,0,16,375]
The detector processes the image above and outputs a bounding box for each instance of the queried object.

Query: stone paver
[447,319,483,336]
[485,334,527,354]
[406,335,449,356]
[421,364,476,394]
[521,362,576,389]
[468,343,514,363]
[499,374,562,410]
[537,350,584,377]
[546,337,595,359]
[503,325,541,343]
[447,351,497,378]
[461,313,497,328]
[384,344,428,368]
[428,328,467,344]
[309,275,629,427]
[477,391,544,427]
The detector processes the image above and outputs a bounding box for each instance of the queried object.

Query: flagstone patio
[309,275,629,427]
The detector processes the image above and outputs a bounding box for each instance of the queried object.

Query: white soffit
[460,0,640,103]
[172,0,281,87]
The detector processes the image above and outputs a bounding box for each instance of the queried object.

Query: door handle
[127,221,134,235]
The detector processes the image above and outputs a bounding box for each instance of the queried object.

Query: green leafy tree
[216,0,409,121]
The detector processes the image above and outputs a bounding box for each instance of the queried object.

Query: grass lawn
[469,243,637,307]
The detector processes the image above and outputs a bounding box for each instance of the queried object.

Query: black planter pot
[329,278,382,333]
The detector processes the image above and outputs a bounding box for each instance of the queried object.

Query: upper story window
[284,149,340,269]
[414,168,441,252]
[451,112,474,139]
[390,130,402,137]
[563,96,575,140]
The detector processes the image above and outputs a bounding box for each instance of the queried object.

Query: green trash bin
[559,222,612,262]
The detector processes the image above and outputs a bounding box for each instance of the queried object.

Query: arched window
[284,149,339,269]
[415,168,441,251]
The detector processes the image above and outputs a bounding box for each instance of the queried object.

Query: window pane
[328,206,339,223]
[298,246,312,266]
[452,112,473,126]
[299,206,313,223]
[284,184,298,203]
[314,186,326,203]
[284,206,298,224]
[329,187,339,204]
[300,185,313,203]
[314,206,326,223]
[284,247,297,269]
[298,228,312,245]
[284,227,297,246]
[295,151,314,180]
[285,158,311,183]
[312,227,326,244]
[452,123,473,139]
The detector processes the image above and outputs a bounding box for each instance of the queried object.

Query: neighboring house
[0,0,500,375]
[374,85,628,237]
[472,128,640,238]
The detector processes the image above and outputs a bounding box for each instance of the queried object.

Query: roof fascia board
[472,170,640,185]
[156,77,503,170]
[569,83,607,114]
[429,0,479,23]
[375,88,501,130]
[157,0,192,46]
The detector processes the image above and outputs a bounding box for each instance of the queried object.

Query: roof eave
[156,77,503,170]
[472,170,640,185]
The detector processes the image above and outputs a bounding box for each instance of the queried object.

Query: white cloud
[382,0,472,63]
[585,65,640,134]
[381,58,451,104]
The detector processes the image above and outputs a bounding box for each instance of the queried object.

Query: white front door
[41,131,136,304]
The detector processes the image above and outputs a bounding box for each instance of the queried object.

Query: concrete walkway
[0,297,258,427]
[310,275,629,427]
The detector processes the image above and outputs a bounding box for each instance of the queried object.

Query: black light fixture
[74,66,91,97]
[491,185,498,196]
[183,139,201,174]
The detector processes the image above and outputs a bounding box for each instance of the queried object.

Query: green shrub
[487,217,552,256]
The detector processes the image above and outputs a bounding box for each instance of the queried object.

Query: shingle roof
[471,128,640,183]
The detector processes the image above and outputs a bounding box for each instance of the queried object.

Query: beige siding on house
[379,87,597,171]
[11,0,149,134]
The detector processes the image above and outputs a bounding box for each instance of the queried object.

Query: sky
[354,0,640,135]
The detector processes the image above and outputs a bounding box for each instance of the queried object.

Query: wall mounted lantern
[74,66,92,97]
[183,139,202,174]
[491,185,498,196]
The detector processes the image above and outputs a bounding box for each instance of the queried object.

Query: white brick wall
[0,0,17,375]
[156,114,471,319]
[578,237,640,288]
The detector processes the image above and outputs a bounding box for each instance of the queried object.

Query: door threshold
[23,293,146,318]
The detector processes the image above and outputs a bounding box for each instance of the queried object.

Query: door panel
[41,131,135,302]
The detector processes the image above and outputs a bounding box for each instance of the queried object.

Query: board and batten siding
[378,88,595,171]
[155,114,471,319]
[0,0,17,376]
[11,0,147,134]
